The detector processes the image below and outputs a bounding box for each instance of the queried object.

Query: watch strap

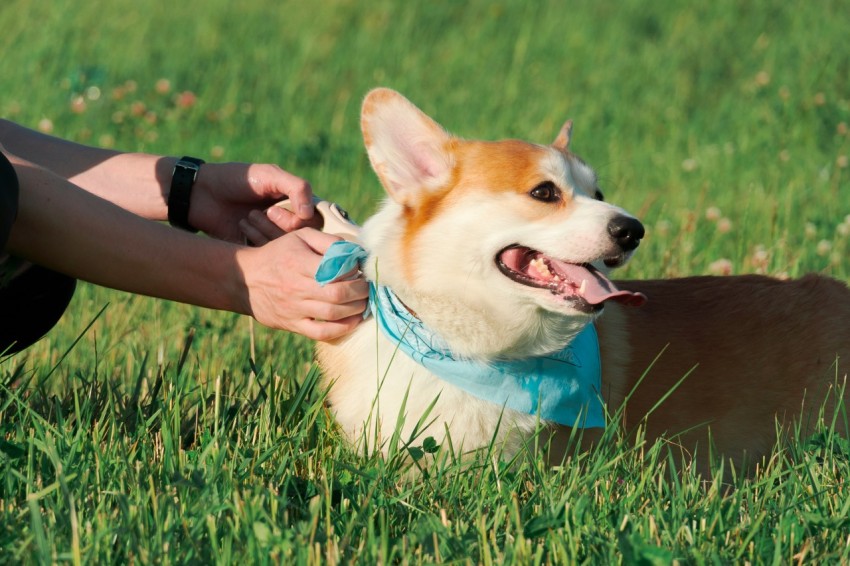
[168,156,205,232]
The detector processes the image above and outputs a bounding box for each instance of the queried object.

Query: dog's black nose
[608,215,645,252]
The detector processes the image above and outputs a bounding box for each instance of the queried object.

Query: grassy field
[2,0,849,562]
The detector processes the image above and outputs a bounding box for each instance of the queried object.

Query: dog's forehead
[566,155,598,193]
[542,150,598,194]
[450,139,598,199]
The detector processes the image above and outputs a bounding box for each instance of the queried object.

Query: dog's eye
[529,181,561,203]
[594,189,605,201]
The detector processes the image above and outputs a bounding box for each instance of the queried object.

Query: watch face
[179,156,205,167]
[176,160,201,173]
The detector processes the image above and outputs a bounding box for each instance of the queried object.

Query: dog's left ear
[552,119,573,151]
[361,88,454,206]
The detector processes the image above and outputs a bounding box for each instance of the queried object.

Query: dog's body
[317,88,850,470]
[592,275,850,465]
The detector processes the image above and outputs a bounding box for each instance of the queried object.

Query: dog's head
[359,88,645,359]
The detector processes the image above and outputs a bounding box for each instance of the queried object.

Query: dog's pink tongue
[549,259,647,307]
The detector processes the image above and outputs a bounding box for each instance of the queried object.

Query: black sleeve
[0,151,19,252]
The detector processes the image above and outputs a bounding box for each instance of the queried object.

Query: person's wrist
[232,244,260,319]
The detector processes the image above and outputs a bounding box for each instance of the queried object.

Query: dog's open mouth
[496,245,647,311]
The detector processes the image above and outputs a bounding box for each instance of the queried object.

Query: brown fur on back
[589,274,850,469]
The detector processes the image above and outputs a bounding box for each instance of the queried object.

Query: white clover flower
[708,259,733,276]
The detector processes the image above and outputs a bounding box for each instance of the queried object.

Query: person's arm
[4,153,368,340]
[0,119,318,241]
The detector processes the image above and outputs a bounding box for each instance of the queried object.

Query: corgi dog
[314,88,850,472]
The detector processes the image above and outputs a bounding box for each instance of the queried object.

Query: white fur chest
[316,318,540,458]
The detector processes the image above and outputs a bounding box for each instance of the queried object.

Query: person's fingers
[239,219,270,246]
[318,277,370,304]
[263,230,370,295]
[295,314,365,342]
[287,180,315,220]
[246,209,287,241]
[250,164,315,220]
[334,267,366,283]
[300,297,369,322]
[293,227,345,255]
[266,205,323,232]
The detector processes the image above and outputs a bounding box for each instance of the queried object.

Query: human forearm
[0,119,178,220]
[0,120,319,241]
[5,155,249,315]
[0,125,369,340]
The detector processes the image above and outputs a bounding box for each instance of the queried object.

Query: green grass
[2,0,849,562]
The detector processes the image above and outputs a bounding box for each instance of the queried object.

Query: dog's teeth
[579,279,587,296]
[529,257,553,279]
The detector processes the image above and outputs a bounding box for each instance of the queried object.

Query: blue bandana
[315,240,604,428]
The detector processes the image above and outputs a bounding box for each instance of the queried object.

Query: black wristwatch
[167,156,205,232]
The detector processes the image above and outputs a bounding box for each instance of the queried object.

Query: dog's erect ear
[361,88,453,206]
[552,119,573,151]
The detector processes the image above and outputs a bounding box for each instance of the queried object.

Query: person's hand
[237,228,369,341]
[188,162,322,242]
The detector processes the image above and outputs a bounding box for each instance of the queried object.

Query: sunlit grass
[1,0,849,562]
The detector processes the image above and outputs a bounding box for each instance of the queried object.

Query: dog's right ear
[552,119,573,151]
[361,88,454,206]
